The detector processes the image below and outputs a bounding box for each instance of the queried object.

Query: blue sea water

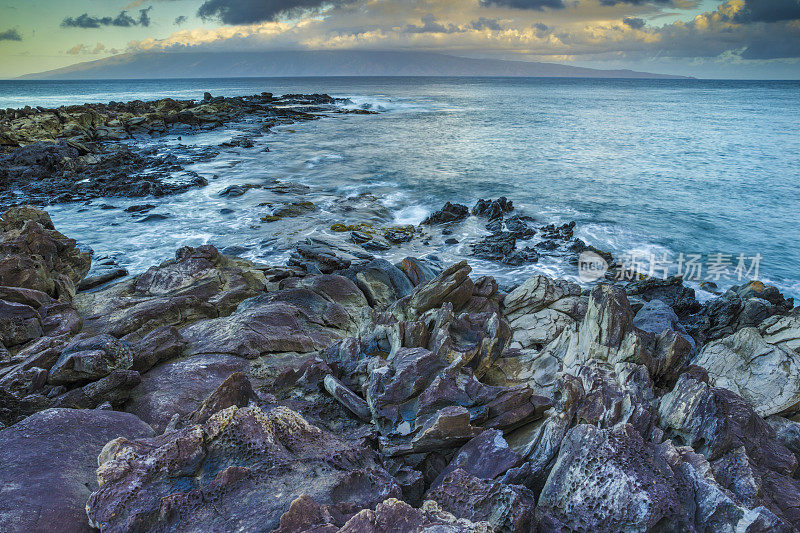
[1,77,799,298]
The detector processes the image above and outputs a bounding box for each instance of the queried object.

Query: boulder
[86,405,400,532]
[426,469,536,532]
[0,206,91,299]
[472,198,513,220]
[0,408,153,533]
[75,245,266,340]
[625,275,700,319]
[431,429,524,488]
[537,424,687,531]
[687,281,794,345]
[48,333,133,384]
[658,373,797,475]
[125,353,251,433]
[695,326,800,417]
[503,275,585,350]
[422,202,469,225]
[392,260,474,320]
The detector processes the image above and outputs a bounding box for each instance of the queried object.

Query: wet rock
[0,408,153,533]
[503,275,586,351]
[75,244,266,339]
[0,206,91,300]
[392,260,474,320]
[422,202,469,225]
[473,232,538,265]
[347,259,413,309]
[472,197,513,220]
[86,405,399,532]
[397,257,441,287]
[77,267,128,291]
[687,281,794,345]
[539,221,575,241]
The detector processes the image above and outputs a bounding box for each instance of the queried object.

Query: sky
[0,0,799,78]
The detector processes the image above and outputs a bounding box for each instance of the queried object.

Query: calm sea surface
[1,77,799,297]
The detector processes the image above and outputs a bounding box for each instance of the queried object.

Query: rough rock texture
[75,244,266,340]
[338,498,491,532]
[695,326,800,416]
[427,468,536,532]
[686,281,794,345]
[537,424,687,531]
[0,408,154,533]
[86,405,400,532]
[503,275,586,350]
[0,206,91,300]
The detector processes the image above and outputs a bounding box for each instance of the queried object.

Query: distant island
[20,50,691,80]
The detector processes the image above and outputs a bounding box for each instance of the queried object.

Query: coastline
[0,88,799,531]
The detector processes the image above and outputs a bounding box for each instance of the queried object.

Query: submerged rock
[422,202,469,225]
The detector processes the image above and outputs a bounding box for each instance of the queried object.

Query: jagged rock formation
[0,205,799,532]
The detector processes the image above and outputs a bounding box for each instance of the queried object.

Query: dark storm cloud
[174,15,188,25]
[197,0,342,24]
[471,17,503,31]
[479,0,565,11]
[61,8,152,29]
[0,28,22,41]
[732,0,800,23]
[623,17,646,29]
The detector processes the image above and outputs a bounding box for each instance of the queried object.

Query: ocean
[1,77,799,298]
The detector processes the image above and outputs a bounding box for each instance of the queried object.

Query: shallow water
[3,77,799,298]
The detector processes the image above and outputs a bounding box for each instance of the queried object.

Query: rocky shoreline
[0,201,799,532]
[0,92,373,207]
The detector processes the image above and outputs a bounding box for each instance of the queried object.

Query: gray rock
[537,423,688,531]
[695,326,800,417]
[48,333,133,385]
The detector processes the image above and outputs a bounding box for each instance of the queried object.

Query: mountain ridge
[20,50,691,80]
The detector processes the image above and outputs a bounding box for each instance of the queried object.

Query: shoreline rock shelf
[0,92,372,207]
[0,204,798,532]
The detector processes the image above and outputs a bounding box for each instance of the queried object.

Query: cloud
[175,15,188,25]
[731,0,800,23]
[197,0,345,24]
[599,0,672,5]
[0,28,22,41]
[127,0,800,67]
[479,0,565,10]
[623,17,646,29]
[61,8,152,29]
[471,17,503,31]
[67,43,87,55]
[67,42,119,55]
[405,14,464,34]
